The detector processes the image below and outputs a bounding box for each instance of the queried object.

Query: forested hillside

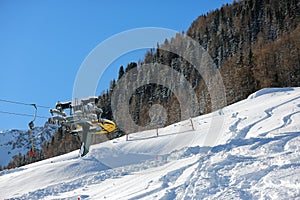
[112,0,300,128]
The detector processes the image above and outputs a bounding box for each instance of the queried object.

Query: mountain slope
[0,123,57,168]
[0,88,299,199]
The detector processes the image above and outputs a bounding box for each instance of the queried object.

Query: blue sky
[0,0,232,130]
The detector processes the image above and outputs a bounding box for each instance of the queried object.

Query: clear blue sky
[0,0,233,130]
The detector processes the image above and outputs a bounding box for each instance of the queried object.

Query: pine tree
[118,66,124,80]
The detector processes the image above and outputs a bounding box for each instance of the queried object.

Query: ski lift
[49,98,116,157]
[28,104,37,156]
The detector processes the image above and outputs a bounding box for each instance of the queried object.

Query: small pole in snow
[190,117,195,131]
[157,118,163,136]
[126,131,129,141]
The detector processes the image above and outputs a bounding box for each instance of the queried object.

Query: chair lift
[28,104,37,156]
[49,97,116,157]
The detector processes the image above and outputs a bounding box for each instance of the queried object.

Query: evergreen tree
[118,66,124,80]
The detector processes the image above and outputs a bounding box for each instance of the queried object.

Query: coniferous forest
[109,0,300,129]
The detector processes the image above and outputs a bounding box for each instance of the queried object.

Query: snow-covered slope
[0,122,57,167]
[0,88,299,199]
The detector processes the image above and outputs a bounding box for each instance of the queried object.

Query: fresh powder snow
[0,88,299,199]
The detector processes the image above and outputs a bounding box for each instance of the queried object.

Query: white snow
[0,87,300,199]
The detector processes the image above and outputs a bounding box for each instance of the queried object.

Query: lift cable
[0,110,49,119]
[0,98,51,109]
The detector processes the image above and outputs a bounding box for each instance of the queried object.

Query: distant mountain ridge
[0,122,57,169]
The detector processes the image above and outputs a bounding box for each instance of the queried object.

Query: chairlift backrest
[56,101,72,110]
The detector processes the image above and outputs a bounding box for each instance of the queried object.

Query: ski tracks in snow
[227,94,300,140]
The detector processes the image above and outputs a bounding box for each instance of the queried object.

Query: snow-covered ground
[0,88,300,199]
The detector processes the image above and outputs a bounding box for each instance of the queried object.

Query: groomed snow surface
[0,88,300,199]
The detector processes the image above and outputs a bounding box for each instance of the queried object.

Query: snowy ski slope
[0,88,299,199]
